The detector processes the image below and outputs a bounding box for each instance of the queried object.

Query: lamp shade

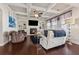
[65,18,75,25]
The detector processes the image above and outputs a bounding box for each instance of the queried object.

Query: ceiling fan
[31,9,43,18]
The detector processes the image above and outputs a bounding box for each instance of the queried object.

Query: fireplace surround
[30,28,37,34]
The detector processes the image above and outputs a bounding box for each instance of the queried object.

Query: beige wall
[70,7,79,45]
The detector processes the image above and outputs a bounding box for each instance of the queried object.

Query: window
[47,11,72,29]
[51,18,57,29]
[60,11,72,25]
[47,20,51,29]
[51,19,57,25]
[64,11,72,19]
[60,15,65,25]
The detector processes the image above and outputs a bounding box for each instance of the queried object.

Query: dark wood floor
[37,44,79,55]
[0,36,79,55]
[0,36,37,55]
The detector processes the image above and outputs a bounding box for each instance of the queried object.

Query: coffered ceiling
[6,3,78,20]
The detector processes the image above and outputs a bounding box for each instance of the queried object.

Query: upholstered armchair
[10,31,26,43]
[10,31,17,43]
[17,31,25,42]
[40,30,66,50]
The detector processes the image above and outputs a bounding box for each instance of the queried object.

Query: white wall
[0,7,3,46]
[1,4,17,32]
[69,7,79,45]
[0,4,18,46]
[16,15,47,35]
[72,7,79,19]
[16,16,27,30]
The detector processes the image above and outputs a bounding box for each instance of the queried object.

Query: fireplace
[30,28,37,34]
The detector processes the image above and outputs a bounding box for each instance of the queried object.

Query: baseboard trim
[71,40,79,45]
[0,41,9,46]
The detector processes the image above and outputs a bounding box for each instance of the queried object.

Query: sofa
[40,30,66,50]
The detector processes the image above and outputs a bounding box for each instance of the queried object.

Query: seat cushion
[30,36,40,44]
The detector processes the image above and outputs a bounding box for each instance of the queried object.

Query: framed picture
[9,16,16,28]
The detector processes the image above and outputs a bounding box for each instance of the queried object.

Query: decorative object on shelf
[23,24,26,29]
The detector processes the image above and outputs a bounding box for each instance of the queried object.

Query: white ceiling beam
[41,4,60,18]
[7,3,27,8]
[14,11,27,16]
[47,10,60,14]
[42,15,50,18]
[42,3,57,15]
[46,3,61,14]
[60,5,72,13]
[42,3,60,18]
[38,3,57,19]
[7,4,27,16]
[47,3,56,10]
[27,3,32,19]
[31,5,46,11]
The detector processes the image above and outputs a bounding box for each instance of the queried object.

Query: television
[29,20,38,26]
